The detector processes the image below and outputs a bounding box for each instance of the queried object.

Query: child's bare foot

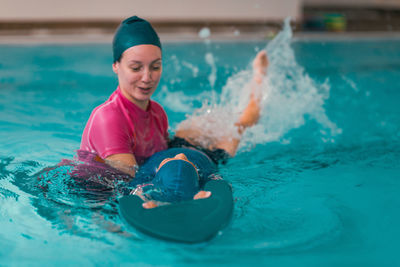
[193,190,211,200]
[252,50,268,84]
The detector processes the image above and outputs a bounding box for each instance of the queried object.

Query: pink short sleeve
[80,88,169,163]
[81,104,133,159]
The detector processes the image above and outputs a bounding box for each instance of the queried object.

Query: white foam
[157,85,210,114]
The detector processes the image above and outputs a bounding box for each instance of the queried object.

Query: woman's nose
[141,68,152,82]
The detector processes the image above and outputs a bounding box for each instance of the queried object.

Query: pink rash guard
[80,87,169,164]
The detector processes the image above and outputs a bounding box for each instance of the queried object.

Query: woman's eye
[131,66,142,71]
[152,65,161,71]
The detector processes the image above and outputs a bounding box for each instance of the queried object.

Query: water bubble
[198,27,211,39]
[181,61,199,77]
[341,75,358,92]
[205,52,217,88]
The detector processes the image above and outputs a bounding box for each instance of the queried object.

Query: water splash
[205,52,217,89]
[157,85,211,114]
[181,61,199,77]
[176,18,341,152]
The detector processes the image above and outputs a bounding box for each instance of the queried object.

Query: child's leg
[176,50,269,156]
[210,51,268,155]
[236,50,268,129]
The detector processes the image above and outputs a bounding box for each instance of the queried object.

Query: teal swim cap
[151,159,199,203]
[113,16,162,62]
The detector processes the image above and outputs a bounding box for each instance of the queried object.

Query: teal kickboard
[119,180,234,244]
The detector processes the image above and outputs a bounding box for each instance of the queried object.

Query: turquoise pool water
[1,25,400,265]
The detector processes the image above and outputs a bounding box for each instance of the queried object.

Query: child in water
[133,50,269,208]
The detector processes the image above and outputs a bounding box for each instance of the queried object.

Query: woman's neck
[120,88,149,110]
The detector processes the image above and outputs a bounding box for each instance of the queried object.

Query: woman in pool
[80,15,268,182]
[80,16,168,175]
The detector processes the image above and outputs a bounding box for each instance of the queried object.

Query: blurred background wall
[304,0,400,8]
[0,0,399,38]
[0,0,301,22]
[0,0,301,40]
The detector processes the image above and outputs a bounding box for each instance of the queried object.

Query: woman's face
[112,44,162,110]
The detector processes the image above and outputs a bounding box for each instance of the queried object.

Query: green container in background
[324,13,347,32]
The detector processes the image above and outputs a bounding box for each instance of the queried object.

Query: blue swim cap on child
[151,160,199,203]
[112,16,162,62]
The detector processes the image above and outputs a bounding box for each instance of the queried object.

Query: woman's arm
[105,153,138,177]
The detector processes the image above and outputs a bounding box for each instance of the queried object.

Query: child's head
[151,154,199,203]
